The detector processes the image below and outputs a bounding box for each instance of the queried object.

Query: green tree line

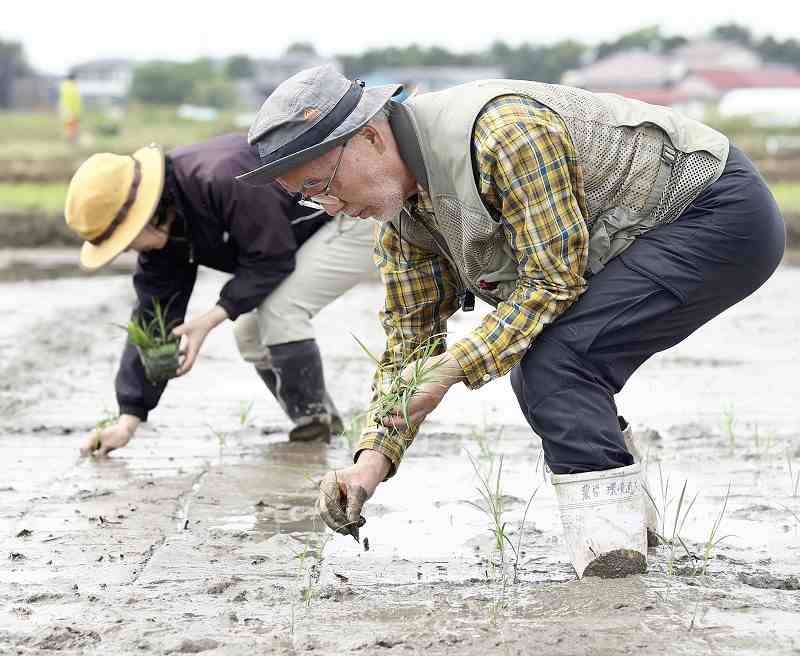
[3,23,799,109]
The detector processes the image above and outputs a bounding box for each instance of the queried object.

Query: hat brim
[79,145,165,271]
[237,83,403,185]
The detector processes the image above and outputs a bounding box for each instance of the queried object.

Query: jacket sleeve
[115,250,198,421]
[215,181,300,321]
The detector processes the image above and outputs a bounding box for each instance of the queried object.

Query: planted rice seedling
[700,483,732,575]
[465,449,540,584]
[721,403,737,447]
[238,400,254,427]
[788,451,800,497]
[466,451,510,561]
[644,466,732,576]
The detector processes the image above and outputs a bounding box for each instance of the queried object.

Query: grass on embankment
[0,183,67,213]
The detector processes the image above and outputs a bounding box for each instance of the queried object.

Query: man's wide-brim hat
[237,65,403,184]
[65,144,165,270]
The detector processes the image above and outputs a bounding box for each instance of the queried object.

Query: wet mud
[1,260,799,654]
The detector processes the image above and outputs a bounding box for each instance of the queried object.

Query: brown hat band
[89,156,143,245]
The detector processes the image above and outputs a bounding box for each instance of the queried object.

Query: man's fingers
[80,432,101,457]
[317,472,349,534]
[345,484,368,538]
[97,438,117,457]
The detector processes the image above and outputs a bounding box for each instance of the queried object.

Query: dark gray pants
[510,146,786,474]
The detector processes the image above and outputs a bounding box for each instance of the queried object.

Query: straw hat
[65,144,165,270]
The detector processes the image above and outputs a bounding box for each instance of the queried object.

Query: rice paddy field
[0,108,798,655]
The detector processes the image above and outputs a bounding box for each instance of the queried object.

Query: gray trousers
[234,215,377,368]
[510,145,786,474]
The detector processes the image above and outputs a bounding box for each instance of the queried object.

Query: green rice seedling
[339,412,367,449]
[721,403,736,447]
[644,465,697,575]
[511,483,540,584]
[700,483,732,575]
[238,400,254,427]
[351,332,446,436]
[472,412,502,470]
[207,424,227,460]
[124,297,176,349]
[466,450,509,562]
[85,407,117,453]
[121,297,180,383]
[788,451,800,498]
[666,480,699,576]
[751,423,775,460]
[293,521,334,614]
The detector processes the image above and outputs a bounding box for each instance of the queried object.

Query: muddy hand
[315,451,392,541]
[317,471,367,540]
[81,414,140,457]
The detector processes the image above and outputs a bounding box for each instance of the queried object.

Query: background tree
[0,38,29,109]
[224,54,254,79]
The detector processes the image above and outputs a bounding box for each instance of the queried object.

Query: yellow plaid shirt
[358,95,590,474]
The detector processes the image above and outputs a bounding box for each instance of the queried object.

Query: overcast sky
[6,0,797,75]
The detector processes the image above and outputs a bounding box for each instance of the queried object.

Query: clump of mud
[739,571,800,590]
[583,549,647,578]
[166,638,220,653]
[35,626,101,650]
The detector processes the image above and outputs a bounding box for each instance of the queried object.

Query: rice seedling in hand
[351,332,446,436]
[122,297,180,383]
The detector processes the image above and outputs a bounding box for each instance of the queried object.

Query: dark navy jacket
[116,132,327,420]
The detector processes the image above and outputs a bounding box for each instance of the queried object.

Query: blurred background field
[2,23,800,250]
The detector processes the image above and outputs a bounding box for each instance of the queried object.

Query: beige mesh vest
[391,80,730,306]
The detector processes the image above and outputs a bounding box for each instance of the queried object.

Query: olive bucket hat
[237,65,402,184]
[65,144,165,270]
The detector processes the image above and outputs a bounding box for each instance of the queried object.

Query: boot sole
[289,423,331,443]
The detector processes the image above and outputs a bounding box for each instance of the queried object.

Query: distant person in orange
[59,72,81,144]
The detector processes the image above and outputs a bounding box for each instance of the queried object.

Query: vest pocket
[587,207,654,275]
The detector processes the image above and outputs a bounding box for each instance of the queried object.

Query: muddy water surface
[1,252,799,654]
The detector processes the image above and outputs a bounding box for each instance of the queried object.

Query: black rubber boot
[255,339,342,443]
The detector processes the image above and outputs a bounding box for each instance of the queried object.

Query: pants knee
[233,312,270,367]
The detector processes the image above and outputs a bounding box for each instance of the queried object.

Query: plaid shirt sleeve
[355,218,461,476]
[448,96,590,389]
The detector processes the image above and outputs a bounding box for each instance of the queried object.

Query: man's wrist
[118,414,141,433]
[356,448,392,480]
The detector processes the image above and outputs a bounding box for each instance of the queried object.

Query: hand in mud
[172,306,228,376]
[381,352,465,432]
[81,414,140,457]
[315,450,391,540]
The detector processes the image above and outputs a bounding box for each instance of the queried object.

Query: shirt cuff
[448,333,500,390]
[119,403,148,422]
[215,297,239,321]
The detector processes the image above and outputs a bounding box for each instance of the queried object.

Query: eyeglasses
[296,142,347,210]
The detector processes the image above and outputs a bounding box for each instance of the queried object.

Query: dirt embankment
[1,155,799,249]
[0,209,80,247]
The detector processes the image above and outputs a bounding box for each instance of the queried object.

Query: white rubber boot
[620,417,659,546]
[552,463,648,579]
